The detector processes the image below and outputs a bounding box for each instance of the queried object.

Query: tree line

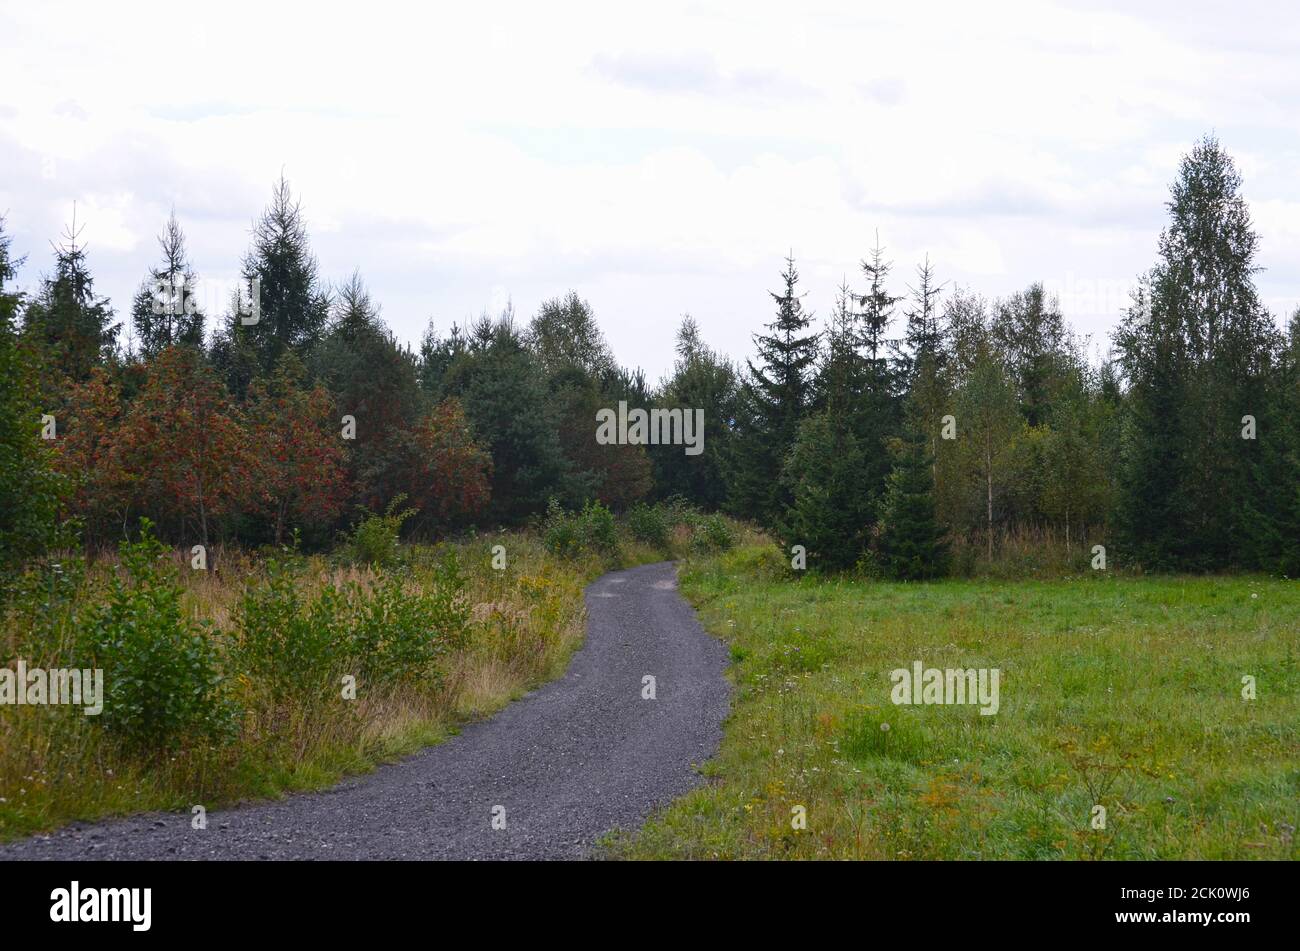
[2,135,1297,576]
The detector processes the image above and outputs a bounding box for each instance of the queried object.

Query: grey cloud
[592,51,816,101]
[860,77,906,106]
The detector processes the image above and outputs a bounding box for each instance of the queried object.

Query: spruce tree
[439,308,572,523]
[789,281,876,566]
[854,236,904,518]
[130,211,205,359]
[652,316,738,510]
[213,176,330,395]
[899,255,944,384]
[876,418,948,580]
[309,272,422,513]
[729,253,819,524]
[0,217,65,574]
[21,210,119,392]
[780,409,868,572]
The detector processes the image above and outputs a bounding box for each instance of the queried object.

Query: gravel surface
[0,561,730,861]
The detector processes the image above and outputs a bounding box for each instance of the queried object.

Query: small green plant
[80,520,238,752]
[345,495,417,568]
[689,512,735,552]
[579,500,618,552]
[542,499,581,557]
[626,502,671,548]
[543,499,619,558]
[349,556,470,685]
[234,557,347,703]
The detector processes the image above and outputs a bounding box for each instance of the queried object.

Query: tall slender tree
[992,282,1068,428]
[130,211,205,359]
[652,316,738,510]
[876,418,948,580]
[212,176,330,395]
[728,253,820,524]
[1115,135,1280,569]
[1,216,66,572]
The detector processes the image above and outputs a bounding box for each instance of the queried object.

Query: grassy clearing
[611,544,1300,860]
[0,503,731,842]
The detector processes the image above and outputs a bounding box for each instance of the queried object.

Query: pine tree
[130,211,205,359]
[213,176,330,395]
[729,253,820,524]
[21,209,119,393]
[310,272,422,513]
[1,216,66,573]
[876,419,948,580]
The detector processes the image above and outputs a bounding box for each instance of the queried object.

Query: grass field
[611,545,1300,860]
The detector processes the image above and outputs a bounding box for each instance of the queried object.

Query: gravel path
[0,561,730,861]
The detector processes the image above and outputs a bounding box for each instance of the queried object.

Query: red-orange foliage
[55,367,133,539]
[246,359,350,544]
[116,346,253,548]
[406,398,492,533]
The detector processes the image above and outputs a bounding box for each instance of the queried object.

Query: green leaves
[80,521,238,752]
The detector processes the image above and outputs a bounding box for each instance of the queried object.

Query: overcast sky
[3,0,1298,380]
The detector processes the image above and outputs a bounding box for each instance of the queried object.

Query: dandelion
[881,722,890,732]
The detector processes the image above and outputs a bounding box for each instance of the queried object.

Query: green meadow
[612,546,1300,860]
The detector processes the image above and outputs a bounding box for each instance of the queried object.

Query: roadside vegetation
[0,502,734,841]
[609,542,1300,860]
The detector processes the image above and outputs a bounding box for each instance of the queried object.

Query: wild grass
[609,544,1300,860]
[0,502,737,841]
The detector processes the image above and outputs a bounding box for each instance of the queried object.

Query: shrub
[234,557,348,703]
[349,557,470,685]
[626,502,671,548]
[579,500,618,552]
[345,495,416,568]
[690,512,735,552]
[81,522,238,751]
[543,499,619,558]
[542,499,581,557]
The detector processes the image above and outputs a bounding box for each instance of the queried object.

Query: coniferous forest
[3,136,1298,578]
[1,131,1298,881]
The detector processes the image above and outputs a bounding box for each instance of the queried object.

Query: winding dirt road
[0,561,730,861]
